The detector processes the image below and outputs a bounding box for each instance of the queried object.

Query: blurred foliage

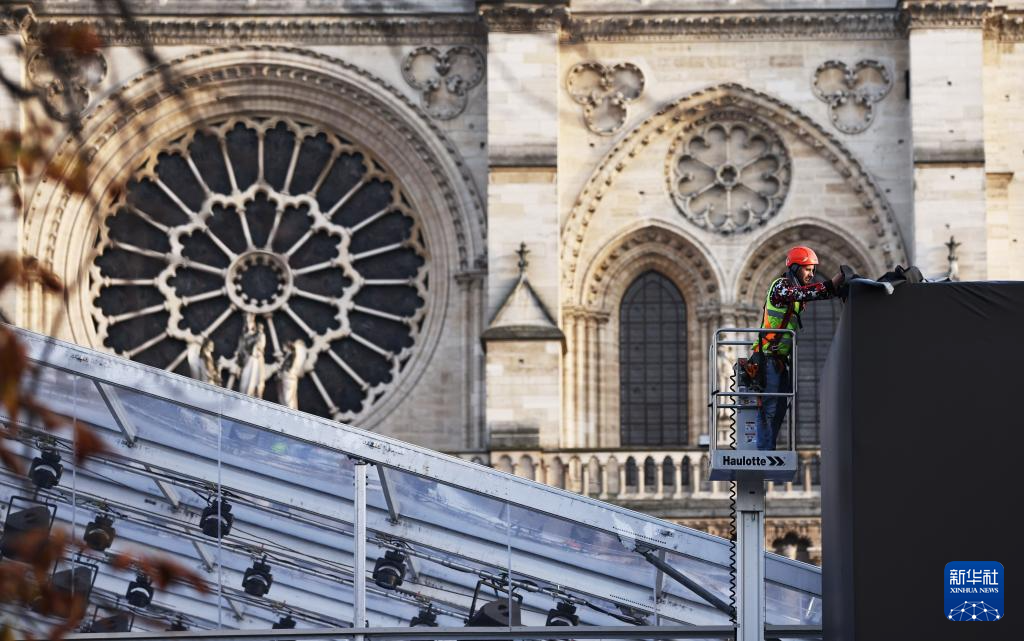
[0,4,209,638]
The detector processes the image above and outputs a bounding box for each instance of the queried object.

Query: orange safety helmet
[786,246,819,267]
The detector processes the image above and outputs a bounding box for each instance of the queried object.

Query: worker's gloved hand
[836,266,855,302]
[831,271,846,291]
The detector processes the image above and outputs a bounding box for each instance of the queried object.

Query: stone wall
[4,0,1023,560]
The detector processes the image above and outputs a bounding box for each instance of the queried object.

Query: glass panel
[507,504,659,628]
[660,549,734,622]
[766,580,822,625]
[375,467,513,628]
[2,328,822,636]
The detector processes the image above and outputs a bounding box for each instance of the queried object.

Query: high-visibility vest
[752,277,801,356]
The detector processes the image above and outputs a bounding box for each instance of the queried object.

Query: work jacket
[752,277,801,357]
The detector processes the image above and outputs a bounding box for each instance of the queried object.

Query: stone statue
[187,338,222,386]
[236,314,267,398]
[276,340,306,410]
[945,235,961,282]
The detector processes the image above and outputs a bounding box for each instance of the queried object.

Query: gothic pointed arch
[738,223,871,447]
[23,45,485,434]
[563,223,722,449]
[561,82,907,304]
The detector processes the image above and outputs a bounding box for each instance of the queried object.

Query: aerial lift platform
[708,327,800,641]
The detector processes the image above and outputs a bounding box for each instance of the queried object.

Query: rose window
[90,118,428,423]
[667,113,790,234]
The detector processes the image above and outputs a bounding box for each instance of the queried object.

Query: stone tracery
[667,111,791,234]
[90,116,429,423]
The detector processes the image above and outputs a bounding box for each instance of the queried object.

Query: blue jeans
[755,357,791,450]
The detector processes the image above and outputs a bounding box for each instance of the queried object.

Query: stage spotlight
[1,503,52,560]
[467,598,521,627]
[372,550,406,589]
[84,514,116,551]
[126,573,154,608]
[242,558,273,597]
[87,611,132,633]
[29,448,63,489]
[52,565,95,599]
[273,614,296,629]
[200,499,233,538]
[546,600,579,626]
[410,606,438,627]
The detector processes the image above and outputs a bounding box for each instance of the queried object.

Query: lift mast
[708,328,799,641]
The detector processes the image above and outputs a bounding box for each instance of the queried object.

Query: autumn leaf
[0,326,27,426]
[39,24,103,59]
[73,419,108,464]
[45,157,90,196]
[0,443,24,476]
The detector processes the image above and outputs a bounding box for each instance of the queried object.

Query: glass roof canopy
[0,326,821,635]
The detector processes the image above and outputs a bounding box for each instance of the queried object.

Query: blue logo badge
[945,561,1003,621]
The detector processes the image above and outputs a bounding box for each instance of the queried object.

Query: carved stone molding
[478,3,569,33]
[564,12,904,42]
[402,46,484,121]
[736,222,874,303]
[562,84,908,302]
[901,1,990,29]
[566,62,644,136]
[26,47,107,121]
[561,305,609,324]
[580,224,720,311]
[666,111,791,234]
[985,11,1024,41]
[812,60,893,135]
[91,116,430,424]
[27,16,486,46]
[0,5,33,37]
[24,46,488,428]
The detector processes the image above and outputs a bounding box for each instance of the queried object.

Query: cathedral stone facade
[3,0,1023,564]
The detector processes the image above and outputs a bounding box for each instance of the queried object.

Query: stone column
[904,1,989,278]
[585,315,598,448]
[562,312,577,448]
[457,270,487,450]
[481,2,565,318]
[0,8,29,322]
[673,459,683,498]
[802,453,813,492]
[600,463,609,500]
[480,0,568,448]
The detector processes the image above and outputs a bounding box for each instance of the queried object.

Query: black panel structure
[821,281,1023,640]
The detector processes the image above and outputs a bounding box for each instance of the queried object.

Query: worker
[751,246,845,450]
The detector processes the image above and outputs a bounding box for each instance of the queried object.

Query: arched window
[792,297,841,447]
[680,456,692,488]
[619,271,687,446]
[662,456,675,490]
[625,457,638,489]
[643,457,657,491]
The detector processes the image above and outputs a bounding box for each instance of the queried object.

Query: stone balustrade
[455,448,822,500]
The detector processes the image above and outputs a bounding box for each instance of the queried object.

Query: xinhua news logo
[945,561,1003,621]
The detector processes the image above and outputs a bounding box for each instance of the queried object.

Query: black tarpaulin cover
[821,280,1023,640]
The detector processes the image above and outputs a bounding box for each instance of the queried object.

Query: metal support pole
[735,474,765,641]
[354,460,368,640]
